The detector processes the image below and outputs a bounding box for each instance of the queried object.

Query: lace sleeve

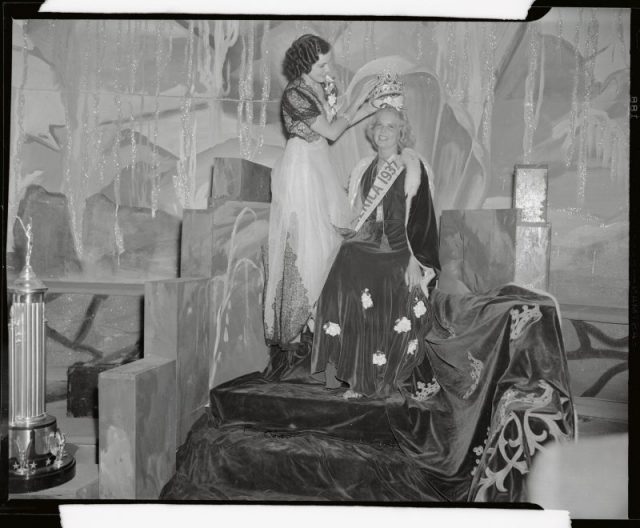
[281,85,322,139]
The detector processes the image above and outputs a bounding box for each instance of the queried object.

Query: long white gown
[264,77,351,347]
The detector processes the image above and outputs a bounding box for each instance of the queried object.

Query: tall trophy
[8,219,75,493]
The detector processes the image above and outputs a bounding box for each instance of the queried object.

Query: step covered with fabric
[210,372,401,445]
[161,411,466,501]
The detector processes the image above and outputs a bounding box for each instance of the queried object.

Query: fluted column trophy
[8,219,75,493]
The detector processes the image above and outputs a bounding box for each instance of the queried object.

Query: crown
[371,71,405,110]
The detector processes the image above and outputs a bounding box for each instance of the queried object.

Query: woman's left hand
[404,256,424,290]
[334,225,357,239]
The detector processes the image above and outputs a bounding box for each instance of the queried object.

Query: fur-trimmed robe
[347,147,440,292]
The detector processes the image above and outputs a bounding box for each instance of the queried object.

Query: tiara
[371,71,405,110]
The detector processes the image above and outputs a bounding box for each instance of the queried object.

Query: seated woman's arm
[405,162,441,289]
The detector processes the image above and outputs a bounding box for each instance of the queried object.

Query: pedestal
[515,222,551,291]
[513,164,548,223]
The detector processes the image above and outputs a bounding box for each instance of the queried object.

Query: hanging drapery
[237,20,271,161]
[174,20,197,209]
[480,22,497,155]
[576,9,599,206]
[522,23,542,164]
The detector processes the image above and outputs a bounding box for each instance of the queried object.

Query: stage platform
[160,371,624,502]
[161,374,461,502]
[210,372,400,445]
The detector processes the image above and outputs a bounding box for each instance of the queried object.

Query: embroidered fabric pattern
[412,378,441,401]
[509,304,542,340]
[462,351,484,399]
[471,380,572,501]
[268,237,311,344]
[282,79,324,142]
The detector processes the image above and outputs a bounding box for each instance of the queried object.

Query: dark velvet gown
[312,157,440,397]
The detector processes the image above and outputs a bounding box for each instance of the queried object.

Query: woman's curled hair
[283,34,331,82]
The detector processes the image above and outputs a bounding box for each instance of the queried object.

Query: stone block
[211,158,271,203]
[98,357,176,500]
[208,200,270,386]
[82,192,181,280]
[13,185,82,278]
[211,200,270,276]
[439,209,517,293]
[210,263,269,388]
[239,159,272,202]
[145,278,211,446]
[180,208,215,278]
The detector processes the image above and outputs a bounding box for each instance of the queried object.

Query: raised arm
[310,79,377,142]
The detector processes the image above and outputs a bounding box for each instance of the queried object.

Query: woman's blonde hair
[365,106,415,152]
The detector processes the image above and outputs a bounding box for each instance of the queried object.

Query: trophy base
[9,415,76,494]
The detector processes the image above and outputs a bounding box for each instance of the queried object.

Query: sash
[352,156,404,232]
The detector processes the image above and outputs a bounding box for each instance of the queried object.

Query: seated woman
[312,103,440,398]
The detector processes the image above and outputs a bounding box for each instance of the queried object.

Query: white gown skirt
[264,137,352,346]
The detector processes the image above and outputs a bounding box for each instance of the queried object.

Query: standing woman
[264,34,375,367]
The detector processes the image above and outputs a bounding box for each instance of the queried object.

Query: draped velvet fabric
[161,159,573,502]
[390,285,574,501]
[161,284,574,502]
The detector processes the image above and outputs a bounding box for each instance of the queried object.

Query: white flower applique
[393,316,411,333]
[361,288,373,310]
[323,322,341,337]
[372,351,387,366]
[413,298,427,318]
[407,339,418,355]
[462,351,484,399]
